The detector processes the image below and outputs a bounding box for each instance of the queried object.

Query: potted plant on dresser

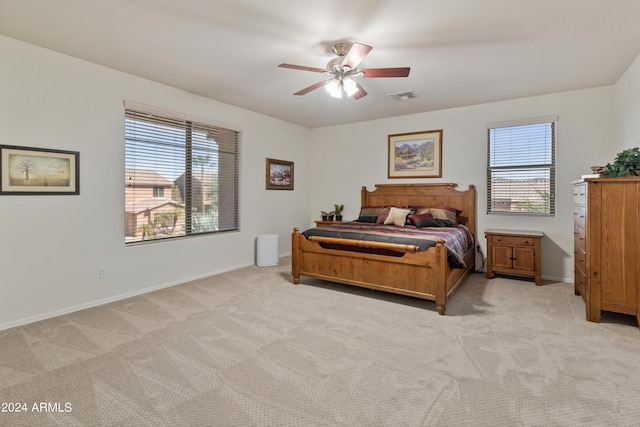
[334,204,344,221]
[603,147,640,177]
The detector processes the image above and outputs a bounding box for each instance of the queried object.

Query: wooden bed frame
[291,183,476,314]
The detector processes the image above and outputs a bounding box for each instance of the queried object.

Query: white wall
[0,36,311,329]
[613,53,640,153]
[309,87,614,282]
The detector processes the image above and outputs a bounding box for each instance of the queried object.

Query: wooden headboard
[361,183,477,238]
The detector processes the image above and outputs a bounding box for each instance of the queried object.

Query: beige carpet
[1,257,639,426]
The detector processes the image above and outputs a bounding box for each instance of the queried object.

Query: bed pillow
[409,213,437,227]
[404,207,418,225]
[411,207,461,227]
[413,207,461,225]
[409,213,457,228]
[384,207,412,227]
[356,206,382,223]
[428,207,461,224]
[376,207,391,224]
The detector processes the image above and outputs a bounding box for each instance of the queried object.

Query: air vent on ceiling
[389,91,417,101]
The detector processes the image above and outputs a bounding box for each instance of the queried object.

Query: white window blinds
[487,117,556,216]
[124,103,239,243]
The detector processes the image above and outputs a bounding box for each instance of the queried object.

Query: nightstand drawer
[490,235,535,246]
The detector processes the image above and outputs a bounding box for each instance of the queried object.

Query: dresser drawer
[490,235,536,246]
[573,183,586,206]
[574,267,587,302]
[574,224,586,251]
[573,205,586,229]
[574,248,586,274]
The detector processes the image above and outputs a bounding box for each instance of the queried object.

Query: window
[124,102,240,243]
[152,186,164,198]
[487,116,556,216]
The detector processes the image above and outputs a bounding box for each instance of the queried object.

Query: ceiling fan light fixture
[343,77,358,97]
[326,79,342,98]
[279,41,410,100]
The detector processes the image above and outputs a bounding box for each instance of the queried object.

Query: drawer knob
[524,240,529,244]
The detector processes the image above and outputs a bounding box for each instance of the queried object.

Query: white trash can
[256,234,279,266]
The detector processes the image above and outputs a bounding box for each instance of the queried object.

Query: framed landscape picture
[388,130,442,178]
[0,145,80,195]
[266,158,294,190]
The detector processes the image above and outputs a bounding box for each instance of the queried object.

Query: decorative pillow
[409,213,456,227]
[376,207,391,224]
[384,207,412,227]
[409,213,437,227]
[412,207,460,223]
[427,207,461,224]
[410,206,461,227]
[356,206,382,223]
[404,207,418,225]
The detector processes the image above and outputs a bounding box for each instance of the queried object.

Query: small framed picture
[388,130,443,178]
[0,145,80,195]
[266,158,294,190]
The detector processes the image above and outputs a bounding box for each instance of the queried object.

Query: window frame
[486,116,557,217]
[124,101,241,244]
[152,186,165,198]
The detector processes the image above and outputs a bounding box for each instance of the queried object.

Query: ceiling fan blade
[360,67,411,78]
[293,80,327,96]
[341,43,373,69]
[278,63,326,73]
[352,81,368,100]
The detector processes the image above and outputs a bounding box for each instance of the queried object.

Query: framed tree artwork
[388,130,442,178]
[0,145,80,195]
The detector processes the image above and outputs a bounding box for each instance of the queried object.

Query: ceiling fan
[278,42,410,100]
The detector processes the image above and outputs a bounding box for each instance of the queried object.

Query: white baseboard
[0,261,255,332]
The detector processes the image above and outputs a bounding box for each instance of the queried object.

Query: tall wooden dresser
[572,177,640,327]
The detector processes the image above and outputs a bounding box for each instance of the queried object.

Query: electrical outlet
[476,244,481,252]
[98,267,109,279]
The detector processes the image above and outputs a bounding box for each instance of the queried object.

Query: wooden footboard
[292,227,471,314]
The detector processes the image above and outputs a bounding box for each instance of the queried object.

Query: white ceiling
[2,0,640,128]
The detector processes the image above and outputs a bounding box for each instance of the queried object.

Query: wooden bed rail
[307,235,421,254]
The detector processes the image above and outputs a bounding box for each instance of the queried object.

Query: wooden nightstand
[485,229,543,286]
[314,221,343,227]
